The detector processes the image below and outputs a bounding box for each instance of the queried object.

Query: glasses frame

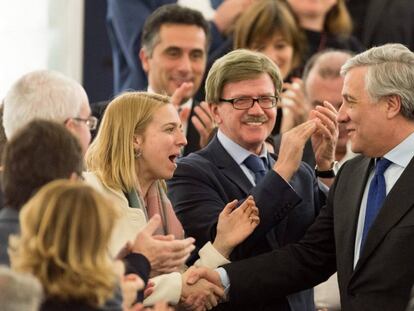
[219,95,279,110]
[72,116,98,131]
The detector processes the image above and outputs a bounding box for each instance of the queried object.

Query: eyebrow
[162,122,182,128]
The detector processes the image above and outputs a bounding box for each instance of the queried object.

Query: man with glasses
[3,70,94,154]
[167,49,338,311]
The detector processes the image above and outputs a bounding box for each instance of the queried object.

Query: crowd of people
[1,1,414,311]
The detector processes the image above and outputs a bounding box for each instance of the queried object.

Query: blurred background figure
[0,120,83,266]
[106,0,256,95]
[2,70,95,154]
[0,265,43,311]
[282,0,363,66]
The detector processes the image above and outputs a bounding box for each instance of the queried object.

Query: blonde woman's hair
[10,179,119,307]
[86,92,170,192]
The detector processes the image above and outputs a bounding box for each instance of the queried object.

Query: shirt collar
[383,131,414,169]
[217,129,268,166]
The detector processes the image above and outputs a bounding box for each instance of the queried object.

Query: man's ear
[139,48,150,73]
[65,119,77,136]
[209,103,223,124]
[385,94,402,119]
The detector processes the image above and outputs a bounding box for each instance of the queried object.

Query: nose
[337,102,349,124]
[176,129,188,147]
[247,101,265,115]
[177,54,192,74]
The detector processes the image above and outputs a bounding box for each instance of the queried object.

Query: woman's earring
[134,149,142,159]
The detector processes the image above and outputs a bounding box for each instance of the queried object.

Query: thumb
[142,214,161,236]
[222,199,238,216]
[171,82,193,109]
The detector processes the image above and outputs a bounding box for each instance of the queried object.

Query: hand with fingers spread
[309,101,339,170]
[180,267,225,311]
[191,101,216,149]
[171,82,193,123]
[213,195,260,258]
[279,79,310,133]
[129,214,195,274]
[274,120,318,181]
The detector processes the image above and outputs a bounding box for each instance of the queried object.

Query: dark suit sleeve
[222,174,338,307]
[167,154,303,261]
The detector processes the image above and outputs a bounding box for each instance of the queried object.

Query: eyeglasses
[72,116,98,130]
[219,96,279,110]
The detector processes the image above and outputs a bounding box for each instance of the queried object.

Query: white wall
[0,0,84,100]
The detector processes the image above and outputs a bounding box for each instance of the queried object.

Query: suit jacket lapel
[183,100,200,156]
[206,136,253,194]
[335,157,373,279]
[353,156,414,275]
[362,0,390,45]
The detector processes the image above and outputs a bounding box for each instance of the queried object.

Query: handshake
[119,195,259,310]
[180,266,224,311]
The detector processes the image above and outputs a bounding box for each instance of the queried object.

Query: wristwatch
[315,161,339,178]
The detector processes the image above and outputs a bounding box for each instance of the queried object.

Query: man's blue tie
[360,158,392,252]
[244,154,267,184]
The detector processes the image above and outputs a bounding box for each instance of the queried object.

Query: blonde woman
[85,92,259,307]
[10,180,122,311]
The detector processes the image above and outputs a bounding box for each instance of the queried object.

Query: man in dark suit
[189,43,414,311]
[138,4,216,156]
[168,49,338,311]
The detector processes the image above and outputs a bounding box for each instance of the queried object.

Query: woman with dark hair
[283,0,364,62]
[0,120,83,266]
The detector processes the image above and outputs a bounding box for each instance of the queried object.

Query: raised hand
[191,101,216,149]
[274,119,318,181]
[213,196,259,258]
[310,101,338,170]
[129,214,195,274]
[171,82,193,123]
[180,267,225,311]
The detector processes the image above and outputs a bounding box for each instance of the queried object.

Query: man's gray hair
[3,70,87,139]
[0,266,43,311]
[341,43,414,120]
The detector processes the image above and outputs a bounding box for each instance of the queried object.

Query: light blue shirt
[217,130,269,185]
[353,131,414,267]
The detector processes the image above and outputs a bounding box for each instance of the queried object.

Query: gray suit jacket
[224,155,414,310]
[0,207,19,266]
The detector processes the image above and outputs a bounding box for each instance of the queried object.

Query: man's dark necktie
[244,154,267,184]
[360,157,392,252]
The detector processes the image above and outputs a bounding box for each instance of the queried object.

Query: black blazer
[168,136,326,310]
[224,155,414,311]
[183,100,201,156]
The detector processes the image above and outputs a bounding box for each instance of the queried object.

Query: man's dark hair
[1,119,83,210]
[141,4,210,56]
